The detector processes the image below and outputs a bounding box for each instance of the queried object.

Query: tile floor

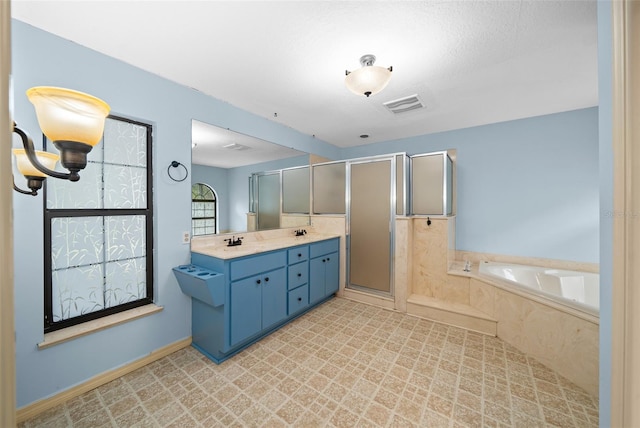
[19,297,599,427]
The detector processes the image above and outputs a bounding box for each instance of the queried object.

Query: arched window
[192,183,217,236]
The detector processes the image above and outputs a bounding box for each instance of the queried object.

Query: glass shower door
[348,159,393,295]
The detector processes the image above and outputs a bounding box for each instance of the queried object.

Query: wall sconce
[345,54,393,98]
[12,87,110,196]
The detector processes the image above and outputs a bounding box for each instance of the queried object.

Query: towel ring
[168,160,188,182]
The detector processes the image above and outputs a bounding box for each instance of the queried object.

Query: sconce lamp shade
[345,55,393,97]
[12,148,60,178]
[26,86,110,147]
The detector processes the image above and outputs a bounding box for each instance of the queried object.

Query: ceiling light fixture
[12,86,110,195]
[345,54,393,98]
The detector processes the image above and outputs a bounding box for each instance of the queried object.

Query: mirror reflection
[191,120,311,235]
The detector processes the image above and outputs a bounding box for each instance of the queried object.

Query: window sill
[38,304,163,350]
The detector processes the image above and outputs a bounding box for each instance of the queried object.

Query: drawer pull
[327,257,330,261]
[297,273,302,277]
[265,277,269,282]
[298,253,302,257]
[297,297,302,302]
[256,279,261,284]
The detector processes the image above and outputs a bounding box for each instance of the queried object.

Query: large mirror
[191,120,311,236]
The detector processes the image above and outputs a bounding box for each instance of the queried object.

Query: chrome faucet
[463,260,471,272]
[224,236,243,247]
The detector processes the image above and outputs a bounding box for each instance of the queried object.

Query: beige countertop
[191,233,340,260]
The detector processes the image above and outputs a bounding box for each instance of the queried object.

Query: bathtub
[478,261,599,317]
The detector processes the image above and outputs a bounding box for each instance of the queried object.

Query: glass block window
[44,116,153,332]
[192,183,217,236]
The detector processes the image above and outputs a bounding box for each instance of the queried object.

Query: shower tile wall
[393,218,411,313]
[411,218,468,304]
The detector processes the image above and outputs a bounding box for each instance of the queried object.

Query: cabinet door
[261,268,287,329]
[309,257,325,304]
[230,275,262,346]
[324,252,339,295]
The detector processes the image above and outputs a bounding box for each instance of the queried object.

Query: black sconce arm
[13,123,78,181]
[12,176,38,196]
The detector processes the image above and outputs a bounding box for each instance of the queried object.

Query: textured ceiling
[11,0,598,163]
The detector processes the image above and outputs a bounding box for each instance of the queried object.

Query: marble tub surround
[446,261,599,397]
[406,217,598,398]
[489,279,598,398]
[450,259,599,324]
[190,227,340,259]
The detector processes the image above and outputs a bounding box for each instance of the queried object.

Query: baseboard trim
[16,337,192,423]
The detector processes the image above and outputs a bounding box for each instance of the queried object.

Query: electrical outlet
[182,231,190,244]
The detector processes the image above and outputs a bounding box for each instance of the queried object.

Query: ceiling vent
[223,143,251,151]
[383,94,425,114]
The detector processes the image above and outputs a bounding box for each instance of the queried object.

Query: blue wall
[342,108,599,263]
[11,20,338,408]
[12,17,602,409]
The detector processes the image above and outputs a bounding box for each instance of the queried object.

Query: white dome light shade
[12,148,60,178]
[345,55,392,97]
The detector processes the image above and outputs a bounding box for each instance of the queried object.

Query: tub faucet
[463,261,471,272]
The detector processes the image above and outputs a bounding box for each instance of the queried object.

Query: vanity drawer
[288,261,308,290]
[288,284,309,314]
[310,238,339,258]
[288,246,309,264]
[230,251,286,281]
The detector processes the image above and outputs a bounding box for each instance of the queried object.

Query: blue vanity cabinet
[184,237,340,364]
[309,239,340,304]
